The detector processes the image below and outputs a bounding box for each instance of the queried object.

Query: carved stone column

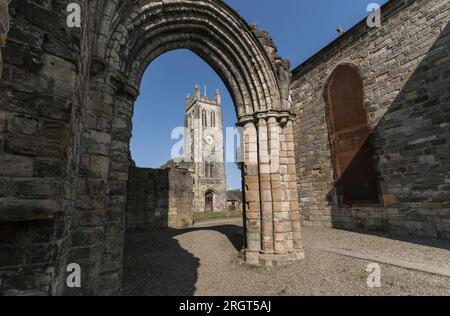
[0,0,10,79]
[241,119,262,264]
[256,116,274,254]
[284,118,304,252]
[267,116,285,255]
[240,112,305,267]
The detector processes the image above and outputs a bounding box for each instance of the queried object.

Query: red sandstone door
[205,191,214,212]
[327,65,379,205]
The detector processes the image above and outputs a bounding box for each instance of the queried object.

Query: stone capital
[260,110,293,127]
[238,115,256,127]
[238,110,295,127]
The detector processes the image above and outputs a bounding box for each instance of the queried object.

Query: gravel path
[303,225,450,269]
[120,219,450,296]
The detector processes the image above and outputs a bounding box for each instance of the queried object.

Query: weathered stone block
[0,154,34,177]
[71,227,105,247]
[34,158,65,177]
[0,112,6,131]
[5,134,66,158]
[9,115,39,135]
[0,199,60,222]
[422,201,443,209]
[89,155,110,179]
[12,179,56,198]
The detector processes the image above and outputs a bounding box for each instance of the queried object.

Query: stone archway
[324,64,380,206]
[205,190,215,212]
[68,0,304,295]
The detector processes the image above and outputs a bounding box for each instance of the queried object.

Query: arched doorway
[70,0,304,295]
[205,191,215,212]
[325,64,380,205]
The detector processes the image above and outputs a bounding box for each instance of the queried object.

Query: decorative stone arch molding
[68,0,304,294]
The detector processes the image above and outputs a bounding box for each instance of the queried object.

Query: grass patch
[193,211,242,222]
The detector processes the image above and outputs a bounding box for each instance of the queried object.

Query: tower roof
[186,84,221,110]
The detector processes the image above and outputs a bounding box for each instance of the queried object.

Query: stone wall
[0,0,88,295]
[0,0,313,295]
[125,167,194,231]
[291,0,450,238]
[193,174,228,213]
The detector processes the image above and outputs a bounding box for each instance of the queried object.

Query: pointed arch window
[209,163,214,178]
[204,162,214,179]
[211,112,216,127]
[202,110,207,127]
[326,65,379,205]
[205,162,210,178]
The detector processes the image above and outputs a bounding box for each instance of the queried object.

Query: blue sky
[131,0,388,189]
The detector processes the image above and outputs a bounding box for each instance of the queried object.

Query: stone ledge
[0,198,60,222]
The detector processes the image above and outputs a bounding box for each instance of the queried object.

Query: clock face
[204,135,215,145]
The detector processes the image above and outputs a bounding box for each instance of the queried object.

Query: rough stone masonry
[126,167,194,231]
[0,0,11,77]
[291,0,450,239]
[0,0,303,295]
[0,0,448,297]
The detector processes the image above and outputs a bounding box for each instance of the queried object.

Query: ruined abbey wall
[1,0,304,295]
[0,0,88,295]
[126,167,194,231]
[1,0,448,297]
[291,0,450,238]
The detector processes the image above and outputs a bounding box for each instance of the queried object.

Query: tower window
[202,110,207,127]
[204,162,214,179]
[211,112,216,127]
[205,162,210,178]
[326,65,379,205]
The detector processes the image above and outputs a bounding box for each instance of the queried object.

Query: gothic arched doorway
[205,191,215,212]
[326,64,380,206]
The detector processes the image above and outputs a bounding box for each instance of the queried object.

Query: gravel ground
[303,225,450,269]
[119,219,450,296]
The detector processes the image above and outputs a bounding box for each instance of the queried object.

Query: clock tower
[184,84,227,213]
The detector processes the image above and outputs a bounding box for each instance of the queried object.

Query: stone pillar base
[244,250,305,267]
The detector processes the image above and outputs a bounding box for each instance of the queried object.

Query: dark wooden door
[205,192,214,212]
[327,65,379,205]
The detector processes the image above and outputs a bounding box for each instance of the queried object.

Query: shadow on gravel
[120,224,244,296]
[338,228,450,251]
